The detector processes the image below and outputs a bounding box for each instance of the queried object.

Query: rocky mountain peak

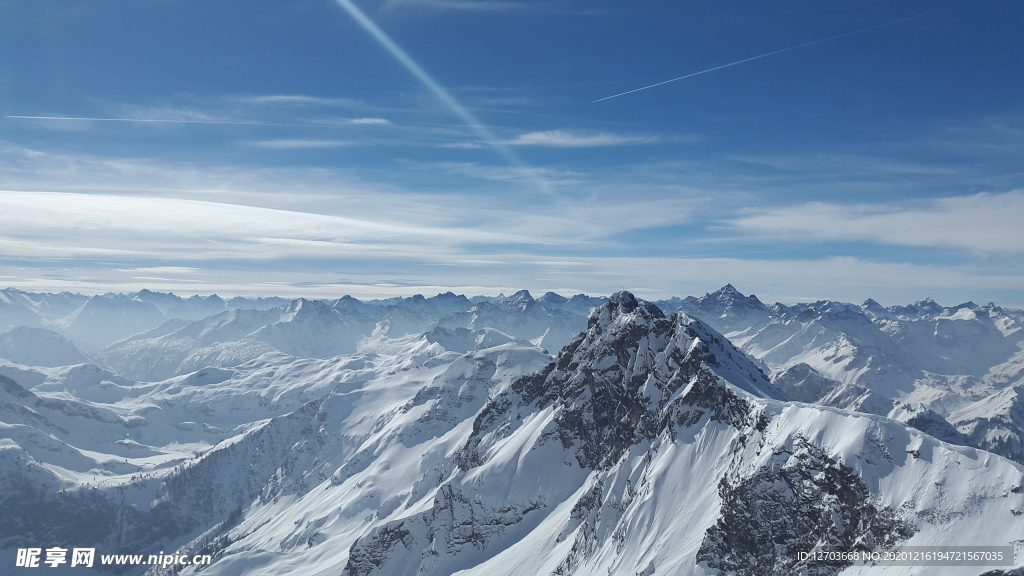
[461,292,777,471]
[888,297,945,319]
[599,290,662,319]
[700,284,767,311]
[538,291,568,304]
[508,289,534,304]
[280,297,334,321]
[861,298,889,318]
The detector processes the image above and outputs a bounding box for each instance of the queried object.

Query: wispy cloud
[246,139,352,149]
[505,129,660,147]
[0,190,519,262]
[1,142,1020,305]
[928,113,1024,159]
[6,114,367,131]
[439,142,485,149]
[6,115,294,128]
[309,117,393,127]
[729,153,961,177]
[347,117,391,125]
[237,95,365,107]
[434,161,585,185]
[112,105,227,123]
[116,267,202,276]
[725,191,1024,254]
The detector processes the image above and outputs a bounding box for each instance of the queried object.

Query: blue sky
[1,0,1022,305]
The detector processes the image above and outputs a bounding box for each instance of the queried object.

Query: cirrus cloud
[246,139,352,149]
[726,191,1024,254]
[504,129,660,147]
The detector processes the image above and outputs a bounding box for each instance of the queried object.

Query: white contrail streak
[331,0,533,176]
[5,115,334,128]
[594,5,958,102]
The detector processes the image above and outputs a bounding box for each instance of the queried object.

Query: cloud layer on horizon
[725,191,1024,254]
[0,142,1021,306]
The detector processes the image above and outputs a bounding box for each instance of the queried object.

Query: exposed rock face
[697,438,908,576]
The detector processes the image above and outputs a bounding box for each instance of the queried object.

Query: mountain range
[1,286,1022,575]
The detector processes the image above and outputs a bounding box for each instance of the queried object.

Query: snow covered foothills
[1,287,1023,575]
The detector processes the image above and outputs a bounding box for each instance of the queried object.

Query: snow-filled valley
[2,286,1024,575]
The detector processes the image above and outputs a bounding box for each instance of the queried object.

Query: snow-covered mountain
[0,290,311,355]
[2,290,1023,575]
[536,291,608,317]
[738,302,923,393]
[0,288,89,333]
[0,326,91,367]
[657,283,770,336]
[437,289,590,353]
[94,294,499,381]
[55,295,168,353]
[674,285,1024,469]
[771,363,895,416]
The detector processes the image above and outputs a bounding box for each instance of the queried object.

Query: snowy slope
[0,331,555,574]
[948,384,1024,463]
[772,363,895,416]
[0,326,91,367]
[249,299,378,358]
[95,309,283,382]
[55,295,168,352]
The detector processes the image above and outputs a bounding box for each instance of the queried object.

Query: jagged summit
[505,289,534,304]
[538,291,567,304]
[888,297,945,319]
[594,289,663,321]
[861,297,889,318]
[659,284,770,335]
[433,291,464,301]
[700,283,767,309]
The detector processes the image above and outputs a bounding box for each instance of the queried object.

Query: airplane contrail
[5,115,336,128]
[594,5,959,102]
[331,0,539,185]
